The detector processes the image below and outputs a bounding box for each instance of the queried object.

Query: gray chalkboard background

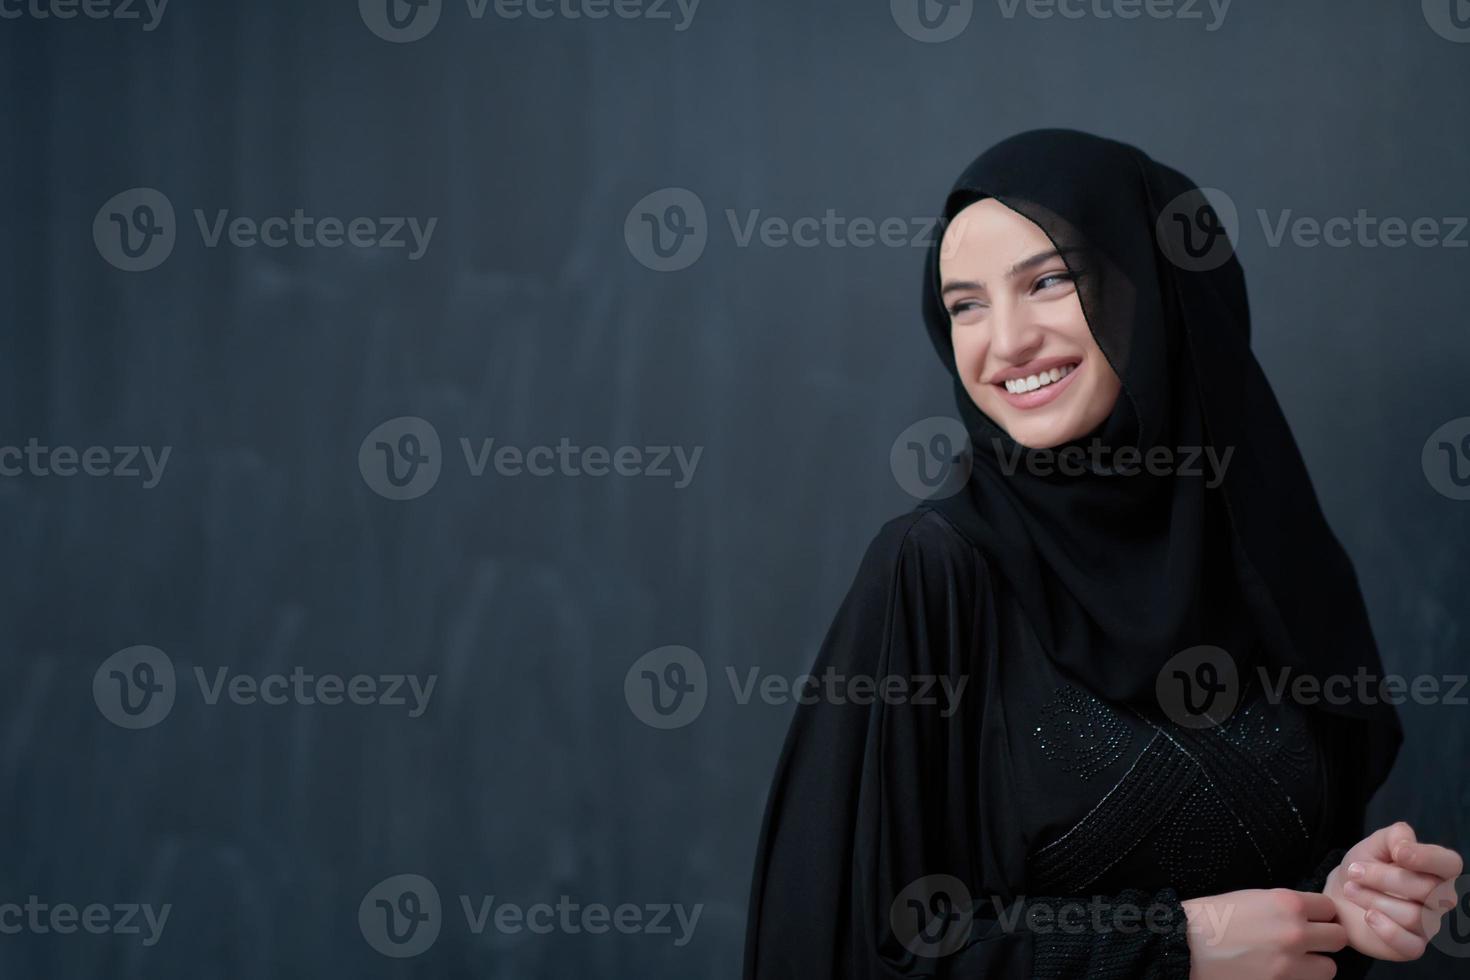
[2,0,1468,976]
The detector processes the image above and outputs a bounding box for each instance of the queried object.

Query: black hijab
[920,128,1400,803]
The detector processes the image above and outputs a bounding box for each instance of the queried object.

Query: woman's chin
[989,411,1080,452]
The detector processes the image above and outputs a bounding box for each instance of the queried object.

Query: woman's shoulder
[818,506,993,680]
[858,505,990,589]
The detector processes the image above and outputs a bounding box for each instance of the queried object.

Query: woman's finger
[1297,952,1340,980]
[1365,908,1429,960]
[1295,890,1342,923]
[1418,876,1466,942]
[1384,821,1418,857]
[1342,880,1424,934]
[1347,860,1438,902]
[1302,920,1348,953]
[1358,821,1416,865]
[1393,841,1465,881]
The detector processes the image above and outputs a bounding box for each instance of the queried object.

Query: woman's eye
[1034,271,1075,292]
[947,299,986,317]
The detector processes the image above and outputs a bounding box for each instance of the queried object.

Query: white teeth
[1003,363,1076,395]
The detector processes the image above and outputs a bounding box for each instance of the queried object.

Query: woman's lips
[994,360,1083,410]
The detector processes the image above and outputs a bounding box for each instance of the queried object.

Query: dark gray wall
[2,1,1467,976]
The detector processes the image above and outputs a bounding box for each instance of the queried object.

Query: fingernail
[1348,862,1366,879]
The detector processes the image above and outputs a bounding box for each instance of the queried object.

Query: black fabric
[743,130,1401,979]
[920,127,1398,854]
[742,509,1358,979]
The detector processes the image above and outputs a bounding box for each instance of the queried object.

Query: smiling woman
[940,198,1123,449]
[741,129,1464,980]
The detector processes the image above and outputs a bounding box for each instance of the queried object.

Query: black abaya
[743,507,1364,979]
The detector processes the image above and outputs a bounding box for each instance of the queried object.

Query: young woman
[742,130,1463,980]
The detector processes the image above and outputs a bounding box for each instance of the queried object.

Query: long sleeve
[742,509,1192,980]
[1288,708,1387,980]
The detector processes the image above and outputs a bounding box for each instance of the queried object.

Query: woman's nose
[989,304,1045,364]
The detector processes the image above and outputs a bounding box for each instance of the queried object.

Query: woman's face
[939,198,1122,450]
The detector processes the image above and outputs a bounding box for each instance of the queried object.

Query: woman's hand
[1322,821,1465,961]
[1182,888,1346,980]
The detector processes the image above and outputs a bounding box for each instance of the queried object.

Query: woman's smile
[992,357,1083,409]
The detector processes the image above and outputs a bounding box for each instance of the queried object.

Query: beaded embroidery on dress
[1026,675,1323,898]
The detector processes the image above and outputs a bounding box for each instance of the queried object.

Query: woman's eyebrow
[940,248,1066,296]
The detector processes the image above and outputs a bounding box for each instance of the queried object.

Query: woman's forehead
[938,199,1055,277]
